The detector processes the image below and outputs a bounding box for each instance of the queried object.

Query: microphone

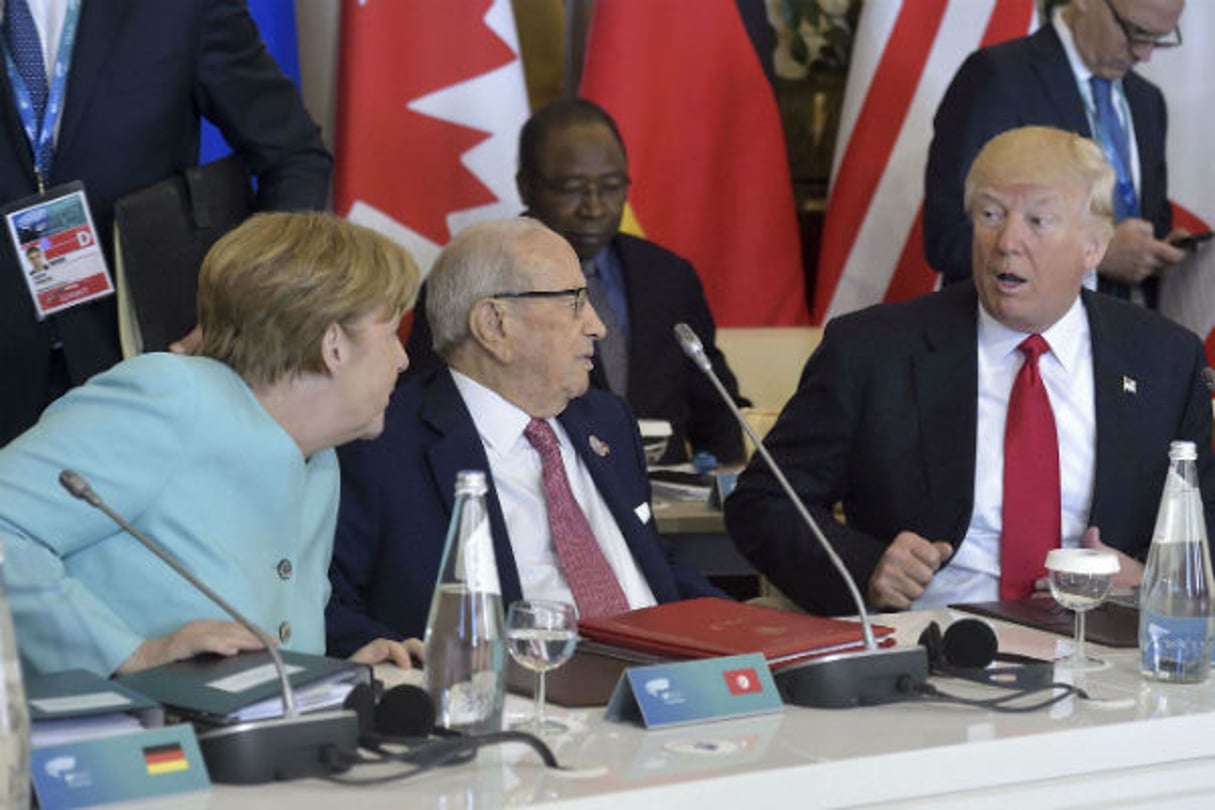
[58,469,360,783]
[674,324,928,707]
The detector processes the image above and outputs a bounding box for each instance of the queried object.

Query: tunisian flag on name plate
[579,0,807,327]
[1145,3,1215,364]
[333,0,529,274]
[813,0,1035,324]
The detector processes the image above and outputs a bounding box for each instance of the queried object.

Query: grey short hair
[426,218,551,358]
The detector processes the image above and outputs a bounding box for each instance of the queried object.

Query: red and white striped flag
[333,0,529,273]
[813,0,1035,324]
[1146,4,1215,363]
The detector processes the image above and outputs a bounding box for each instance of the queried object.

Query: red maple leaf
[334,0,516,244]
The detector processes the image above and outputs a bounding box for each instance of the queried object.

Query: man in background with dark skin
[407,99,746,465]
[925,0,1188,306]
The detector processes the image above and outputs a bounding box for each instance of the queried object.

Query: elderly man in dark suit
[728,126,1214,616]
[407,99,746,464]
[925,0,1187,305]
[327,218,723,654]
[0,0,330,446]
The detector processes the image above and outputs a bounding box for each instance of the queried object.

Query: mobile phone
[1170,231,1214,251]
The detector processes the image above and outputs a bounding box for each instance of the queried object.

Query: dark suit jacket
[0,0,331,445]
[725,283,1215,616]
[924,24,1170,294]
[326,368,724,655]
[405,233,746,463]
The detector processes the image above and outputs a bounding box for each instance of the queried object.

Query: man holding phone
[926,0,1192,307]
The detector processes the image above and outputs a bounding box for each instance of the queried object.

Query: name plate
[31,723,209,808]
[605,653,783,728]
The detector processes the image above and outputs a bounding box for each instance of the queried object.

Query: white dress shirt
[450,370,658,611]
[914,297,1096,608]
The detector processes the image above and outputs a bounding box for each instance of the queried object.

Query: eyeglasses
[1103,0,1182,49]
[535,173,631,205]
[491,286,590,317]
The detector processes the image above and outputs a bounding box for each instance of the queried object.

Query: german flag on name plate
[142,742,189,775]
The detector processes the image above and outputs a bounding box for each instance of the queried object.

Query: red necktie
[1000,335,1061,599]
[524,418,629,618]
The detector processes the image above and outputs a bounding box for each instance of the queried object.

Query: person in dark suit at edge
[0,0,331,446]
[327,217,724,654]
[727,126,1215,616]
[924,0,1188,306]
[406,98,747,465]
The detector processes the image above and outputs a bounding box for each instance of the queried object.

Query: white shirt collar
[977,293,1089,374]
[449,369,538,455]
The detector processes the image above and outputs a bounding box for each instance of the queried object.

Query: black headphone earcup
[375,683,437,739]
[916,621,945,671]
[941,618,999,669]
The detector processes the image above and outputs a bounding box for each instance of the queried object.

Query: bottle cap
[1169,440,1197,461]
[454,470,488,496]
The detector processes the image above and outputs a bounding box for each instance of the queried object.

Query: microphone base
[774,645,928,708]
[196,709,360,783]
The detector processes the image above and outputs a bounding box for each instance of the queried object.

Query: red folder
[578,597,894,671]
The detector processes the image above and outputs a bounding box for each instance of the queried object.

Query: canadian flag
[1146,4,1215,364]
[333,0,529,274]
[813,0,1035,323]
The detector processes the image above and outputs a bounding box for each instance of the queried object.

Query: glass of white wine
[1046,548,1120,671]
[506,599,578,733]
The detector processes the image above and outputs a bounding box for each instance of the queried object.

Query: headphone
[917,618,1054,690]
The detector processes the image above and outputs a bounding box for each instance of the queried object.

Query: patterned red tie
[524,418,629,618]
[1000,335,1061,599]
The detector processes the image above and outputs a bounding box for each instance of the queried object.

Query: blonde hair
[198,212,419,386]
[964,126,1115,240]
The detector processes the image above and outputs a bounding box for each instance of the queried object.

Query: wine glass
[506,599,578,734]
[1045,548,1120,671]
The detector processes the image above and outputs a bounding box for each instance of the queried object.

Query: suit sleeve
[923,50,1020,284]
[679,262,746,463]
[193,0,331,211]
[326,443,406,657]
[724,321,892,615]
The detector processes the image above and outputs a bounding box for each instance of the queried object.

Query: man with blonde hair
[0,212,423,676]
[728,126,1215,616]
[328,217,722,651]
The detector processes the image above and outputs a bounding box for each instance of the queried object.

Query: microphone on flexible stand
[58,469,360,782]
[673,324,928,707]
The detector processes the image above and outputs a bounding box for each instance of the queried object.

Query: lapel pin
[1122,375,1137,395]
[589,435,610,457]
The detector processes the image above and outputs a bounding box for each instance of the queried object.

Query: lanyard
[2,0,82,192]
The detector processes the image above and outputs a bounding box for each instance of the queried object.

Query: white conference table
[203,609,1215,809]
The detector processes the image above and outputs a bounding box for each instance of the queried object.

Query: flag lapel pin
[589,435,610,457]
[1122,375,1137,395]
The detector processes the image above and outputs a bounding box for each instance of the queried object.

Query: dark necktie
[1090,77,1139,220]
[524,418,629,618]
[1000,335,1061,600]
[583,259,628,397]
[3,0,53,173]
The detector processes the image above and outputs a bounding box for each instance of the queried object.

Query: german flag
[142,742,189,775]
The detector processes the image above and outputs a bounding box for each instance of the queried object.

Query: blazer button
[278,621,292,643]
[276,558,293,580]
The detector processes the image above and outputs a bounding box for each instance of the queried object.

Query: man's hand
[1032,527,1143,593]
[351,637,424,669]
[169,325,203,355]
[867,531,954,610]
[116,619,262,675]
[1098,218,1187,285]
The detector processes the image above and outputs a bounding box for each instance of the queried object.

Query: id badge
[4,181,114,320]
